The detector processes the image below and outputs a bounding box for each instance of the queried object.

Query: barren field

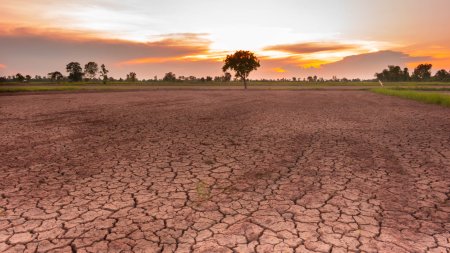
[0,90,449,253]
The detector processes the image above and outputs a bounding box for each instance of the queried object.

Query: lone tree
[222,50,260,89]
[99,64,109,84]
[66,62,83,81]
[84,62,99,80]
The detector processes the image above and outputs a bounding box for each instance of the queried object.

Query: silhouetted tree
[84,62,98,79]
[434,69,449,81]
[206,76,213,82]
[48,71,64,82]
[25,75,32,82]
[403,67,410,81]
[15,73,25,82]
[66,62,83,81]
[126,72,137,82]
[412,64,432,81]
[375,65,411,82]
[99,64,109,84]
[163,72,176,81]
[222,50,260,89]
[223,72,232,82]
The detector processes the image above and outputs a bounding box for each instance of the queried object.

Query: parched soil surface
[0,90,449,253]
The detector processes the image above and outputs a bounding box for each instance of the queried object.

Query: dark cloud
[0,28,211,77]
[257,50,432,79]
[316,50,431,78]
[264,42,357,54]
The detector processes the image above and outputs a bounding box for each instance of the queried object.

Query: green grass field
[371,88,450,107]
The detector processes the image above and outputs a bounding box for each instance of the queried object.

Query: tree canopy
[48,71,64,81]
[222,50,260,89]
[15,73,25,82]
[99,64,109,84]
[434,69,450,81]
[412,64,433,81]
[126,72,137,82]
[84,62,99,79]
[163,72,176,82]
[375,66,410,82]
[66,62,84,82]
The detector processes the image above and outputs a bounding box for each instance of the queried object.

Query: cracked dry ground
[0,90,449,253]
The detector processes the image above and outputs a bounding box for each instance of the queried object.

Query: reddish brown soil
[0,90,449,253]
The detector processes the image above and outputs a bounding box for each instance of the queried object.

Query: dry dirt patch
[0,90,449,252]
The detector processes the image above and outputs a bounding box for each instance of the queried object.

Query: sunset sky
[1,0,449,79]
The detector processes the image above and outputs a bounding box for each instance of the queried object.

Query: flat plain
[0,90,449,253]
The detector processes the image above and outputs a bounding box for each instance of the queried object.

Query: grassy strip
[0,85,328,93]
[0,85,160,92]
[0,86,84,92]
[3,81,450,87]
[0,85,184,93]
[388,87,450,91]
[2,84,450,94]
[371,88,450,107]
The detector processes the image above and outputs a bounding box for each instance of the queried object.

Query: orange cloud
[0,25,220,77]
[264,42,357,54]
[256,50,434,79]
[259,41,384,69]
[0,64,6,69]
[273,67,287,73]
[402,44,450,70]
[0,24,104,42]
[297,59,330,68]
[0,24,211,56]
[119,57,185,65]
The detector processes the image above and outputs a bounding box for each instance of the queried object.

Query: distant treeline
[1,61,449,83]
[0,61,235,83]
[375,64,450,82]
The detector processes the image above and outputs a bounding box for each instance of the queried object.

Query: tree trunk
[243,77,247,89]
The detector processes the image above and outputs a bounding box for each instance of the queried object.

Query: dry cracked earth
[0,90,449,253]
